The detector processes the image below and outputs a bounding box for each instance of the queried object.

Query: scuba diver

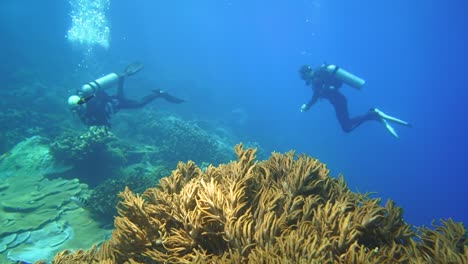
[67,62,184,127]
[299,63,411,138]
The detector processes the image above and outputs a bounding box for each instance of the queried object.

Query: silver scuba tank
[325,65,366,90]
[80,73,120,95]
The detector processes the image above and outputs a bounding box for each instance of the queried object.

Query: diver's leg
[348,108,407,138]
[346,112,381,132]
[332,93,379,133]
[117,62,144,100]
[117,76,126,100]
[118,91,164,109]
[119,90,184,110]
[331,93,354,132]
[118,95,157,109]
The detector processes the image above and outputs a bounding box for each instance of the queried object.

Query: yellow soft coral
[51,144,468,264]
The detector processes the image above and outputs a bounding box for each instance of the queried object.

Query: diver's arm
[301,91,319,112]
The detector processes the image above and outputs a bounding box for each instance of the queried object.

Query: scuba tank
[68,72,121,109]
[80,73,120,96]
[325,65,365,90]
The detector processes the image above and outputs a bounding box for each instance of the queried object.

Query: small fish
[70,196,90,208]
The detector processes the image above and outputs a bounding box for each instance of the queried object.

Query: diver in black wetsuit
[299,64,411,138]
[67,62,184,128]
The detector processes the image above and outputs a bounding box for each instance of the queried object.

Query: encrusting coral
[50,144,468,263]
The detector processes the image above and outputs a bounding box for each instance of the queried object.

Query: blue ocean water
[1,0,467,230]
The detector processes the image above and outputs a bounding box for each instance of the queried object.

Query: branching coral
[51,144,468,263]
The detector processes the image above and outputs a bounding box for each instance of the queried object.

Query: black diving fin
[123,62,144,77]
[154,90,185,104]
[162,93,185,104]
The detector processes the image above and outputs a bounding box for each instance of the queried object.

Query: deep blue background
[1,0,467,227]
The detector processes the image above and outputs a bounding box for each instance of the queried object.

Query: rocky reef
[113,110,236,167]
[45,113,240,225]
[85,164,168,224]
[51,144,468,263]
[50,126,129,186]
[0,69,67,154]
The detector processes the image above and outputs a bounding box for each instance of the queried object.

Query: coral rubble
[51,144,467,263]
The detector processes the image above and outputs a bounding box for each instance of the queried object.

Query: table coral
[0,174,109,264]
[51,144,468,263]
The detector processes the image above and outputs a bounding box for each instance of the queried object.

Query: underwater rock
[0,136,71,179]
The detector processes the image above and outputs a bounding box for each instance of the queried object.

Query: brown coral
[51,144,468,264]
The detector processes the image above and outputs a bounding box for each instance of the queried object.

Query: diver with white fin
[371,108,411,138]
[299,63,411,138]
[68,62,184,128]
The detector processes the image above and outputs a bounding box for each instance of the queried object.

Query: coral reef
[50,126,129,186]
[0,71,67,154]
[113,110,235,166]
[50,126,126,165]
[86,164,168,224]
[0,136,71,178]
[51,144,468,263]
[0,173,110,264]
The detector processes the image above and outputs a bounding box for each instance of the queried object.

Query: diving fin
[381,119,399,138]
[371,108,412,138]
[153,90,185,104]
[123,62,144,77]
[373,108,411,127]
[161,92,185,104]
